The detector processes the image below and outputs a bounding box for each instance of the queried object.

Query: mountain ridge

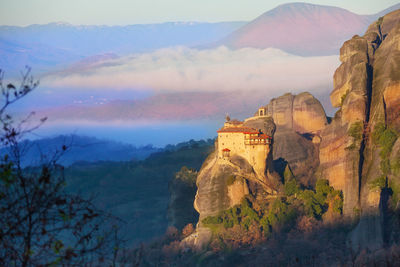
[219,2,400,56]
[1,2,399,74]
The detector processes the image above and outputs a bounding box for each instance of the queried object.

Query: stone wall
[217,132,246,158]
[217,130,270,182]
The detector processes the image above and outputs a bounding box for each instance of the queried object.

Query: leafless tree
[0,67,125,266]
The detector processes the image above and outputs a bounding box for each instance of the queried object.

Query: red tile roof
[222,148,231,152]
[217,127,258,134]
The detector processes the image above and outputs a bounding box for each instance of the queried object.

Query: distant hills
[220,2,400,56]
[0,21,245,74]
[4,135,161,166]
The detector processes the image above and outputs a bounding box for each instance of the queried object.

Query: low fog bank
[43,46,338,93]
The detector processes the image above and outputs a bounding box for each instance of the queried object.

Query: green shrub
[220,207,240,229]
[372,122,386,143]
[223,219,234,229]
[372,122,398,175]
[378,129,397,160]
[314,179,343,215]
[346,121,363,150]
[328,190,344,214]
[316,179,331,197]
[230,206,240,225]
[202,198,261,231]
[203,179,344,237]
[239,198,260,225]
[267,198,296,231]
[284,178,299,196]
[202,215,222,225]
[283,165,300,197]
[300,190,323,218]
[175,166,198,186]
[259,215,270,233]
[241,217,252,230]
[369,175,386,190]
[348,121,363,141]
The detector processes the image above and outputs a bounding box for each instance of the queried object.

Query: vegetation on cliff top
[202,178,343,244]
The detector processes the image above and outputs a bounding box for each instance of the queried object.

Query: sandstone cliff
[319,10,400,250]
[183,11,400,255]
[189,117,278,249]
[257,92,327,186]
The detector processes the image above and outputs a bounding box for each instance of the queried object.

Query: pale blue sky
[0,0,399,26]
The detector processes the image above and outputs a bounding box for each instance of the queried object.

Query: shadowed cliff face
[167,168,199,230]
[320,10,400,250]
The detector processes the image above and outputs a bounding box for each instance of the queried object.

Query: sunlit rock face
[190,117,278,250]
[257,92,327,186]
[320,10,400,250]
[188,10,400,252]
[194,118,278,220]
[293,92,328,134]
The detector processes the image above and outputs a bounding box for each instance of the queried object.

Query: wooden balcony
[244,138,270,145]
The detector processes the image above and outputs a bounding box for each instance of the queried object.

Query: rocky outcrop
[293,92,328,134]
[194,118,279,219]
[194,154,245,220]
[320,10,400,250]
[190,118,278,250]
[256,92,327,185]
[243,116,276,137]
[260,92,327,134]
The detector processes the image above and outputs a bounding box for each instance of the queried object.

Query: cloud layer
[44,46,340,95]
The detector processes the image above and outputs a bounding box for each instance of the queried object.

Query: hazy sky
[0,0,399,26]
